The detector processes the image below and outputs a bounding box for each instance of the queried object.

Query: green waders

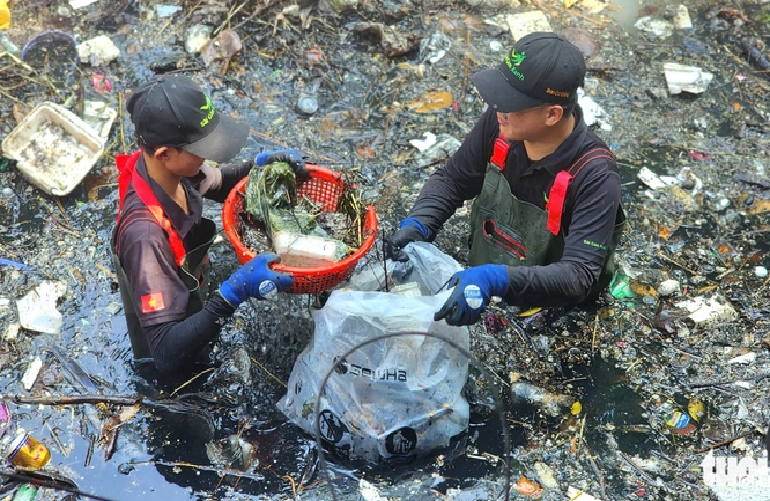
[468,141,625,300]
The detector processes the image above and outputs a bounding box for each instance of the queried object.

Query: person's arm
[194,161,253,203]
[503,159,621,307]
[143,294,235,373]
[195,150,309,203]
[119,223,233,372]
[407,108,498,240]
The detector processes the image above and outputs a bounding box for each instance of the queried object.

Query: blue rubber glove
[385,217,430,262]
[255,149,309,180]
[434,265,509,326]
[219,253,294,307]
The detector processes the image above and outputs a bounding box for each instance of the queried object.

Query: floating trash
[663,62,713,95]
[0,402,10,437]
[7,434,52,470]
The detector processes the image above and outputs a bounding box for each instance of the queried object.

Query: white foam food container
[1,102,105,196]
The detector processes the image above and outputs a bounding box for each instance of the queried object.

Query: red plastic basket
[222,164,378,294]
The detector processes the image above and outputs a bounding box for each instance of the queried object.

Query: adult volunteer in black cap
[386,32,625,327]
[111,75,309,373]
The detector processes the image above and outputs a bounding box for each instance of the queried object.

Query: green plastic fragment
[13,485,38,501]
[609,271,635,299]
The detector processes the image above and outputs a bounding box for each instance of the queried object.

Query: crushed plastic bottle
[665,410,690,429]
[7,434,52,469]
[0,32,18,54]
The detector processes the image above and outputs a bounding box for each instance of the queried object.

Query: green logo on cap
[200,94,215,127]
[504,49,526,81]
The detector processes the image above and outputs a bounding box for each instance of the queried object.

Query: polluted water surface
[1,0,770,500]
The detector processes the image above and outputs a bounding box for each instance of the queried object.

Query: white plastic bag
[277,242,470,462]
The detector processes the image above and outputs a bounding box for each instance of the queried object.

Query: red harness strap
[115,151,187,267]
[489,137,511,171]
[545,147,614,236]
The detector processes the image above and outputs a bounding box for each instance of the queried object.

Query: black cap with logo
[127,75,249,163]
[470,32,586,114]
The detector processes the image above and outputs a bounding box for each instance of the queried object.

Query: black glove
[385,217,428,262]
[255,149,310,180]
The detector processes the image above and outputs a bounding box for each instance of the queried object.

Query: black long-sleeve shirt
[116,158,251,373]
[408,106,622,307]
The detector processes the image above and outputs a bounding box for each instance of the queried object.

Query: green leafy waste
[244,162,349,261]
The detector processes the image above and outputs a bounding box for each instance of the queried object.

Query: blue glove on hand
[385,218,429,262]
[434,265,509,326]
[255,149,309,180]
[219,253,294,307]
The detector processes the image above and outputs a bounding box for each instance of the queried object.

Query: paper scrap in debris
[360,479,386,501]
[674,296,737,324]
[578,89,611,132]
[22,356,43,390]
[409,132,437,151]
[727,352,756,364]
[69,0,99,8]
[506,11,552,41]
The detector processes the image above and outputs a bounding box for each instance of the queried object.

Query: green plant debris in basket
[243,162,362,262]
[245,162,320,237]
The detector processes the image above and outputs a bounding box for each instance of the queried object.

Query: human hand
[219,253,293,306]
[255,149,309,180]
[385,218,429,262]
[434,265,509,326]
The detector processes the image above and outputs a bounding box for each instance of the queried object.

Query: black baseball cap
[127,75,248,163]
[470,32,586,114]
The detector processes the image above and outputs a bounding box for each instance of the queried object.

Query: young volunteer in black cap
[386,32,625,326]
[111,75,308,373]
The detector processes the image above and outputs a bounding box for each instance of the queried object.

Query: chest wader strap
[115,151,187,267]
[545,147,615,236]
[489,137,511,171]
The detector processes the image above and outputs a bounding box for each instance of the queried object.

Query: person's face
[154,147,205,178]
[495,104,565,141]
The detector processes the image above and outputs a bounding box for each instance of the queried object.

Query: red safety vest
[115,151,186,267]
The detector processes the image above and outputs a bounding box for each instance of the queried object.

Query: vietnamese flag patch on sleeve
[140,292,165,313]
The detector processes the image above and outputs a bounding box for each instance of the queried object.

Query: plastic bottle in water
[510,382,573,417]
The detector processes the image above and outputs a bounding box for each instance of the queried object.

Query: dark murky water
[3,0,770,499]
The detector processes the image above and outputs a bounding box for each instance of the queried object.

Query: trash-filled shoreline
[1,0,770,499]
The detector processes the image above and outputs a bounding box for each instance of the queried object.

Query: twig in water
[214,0,249,36]
[619,451,656,484]
[84,434,95,467]
[47,424,68,457]
[696,430,758,453]
[584,446,607,500]
[251,357,287,388]
[128,459,266,481]
[170,367,214,397]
